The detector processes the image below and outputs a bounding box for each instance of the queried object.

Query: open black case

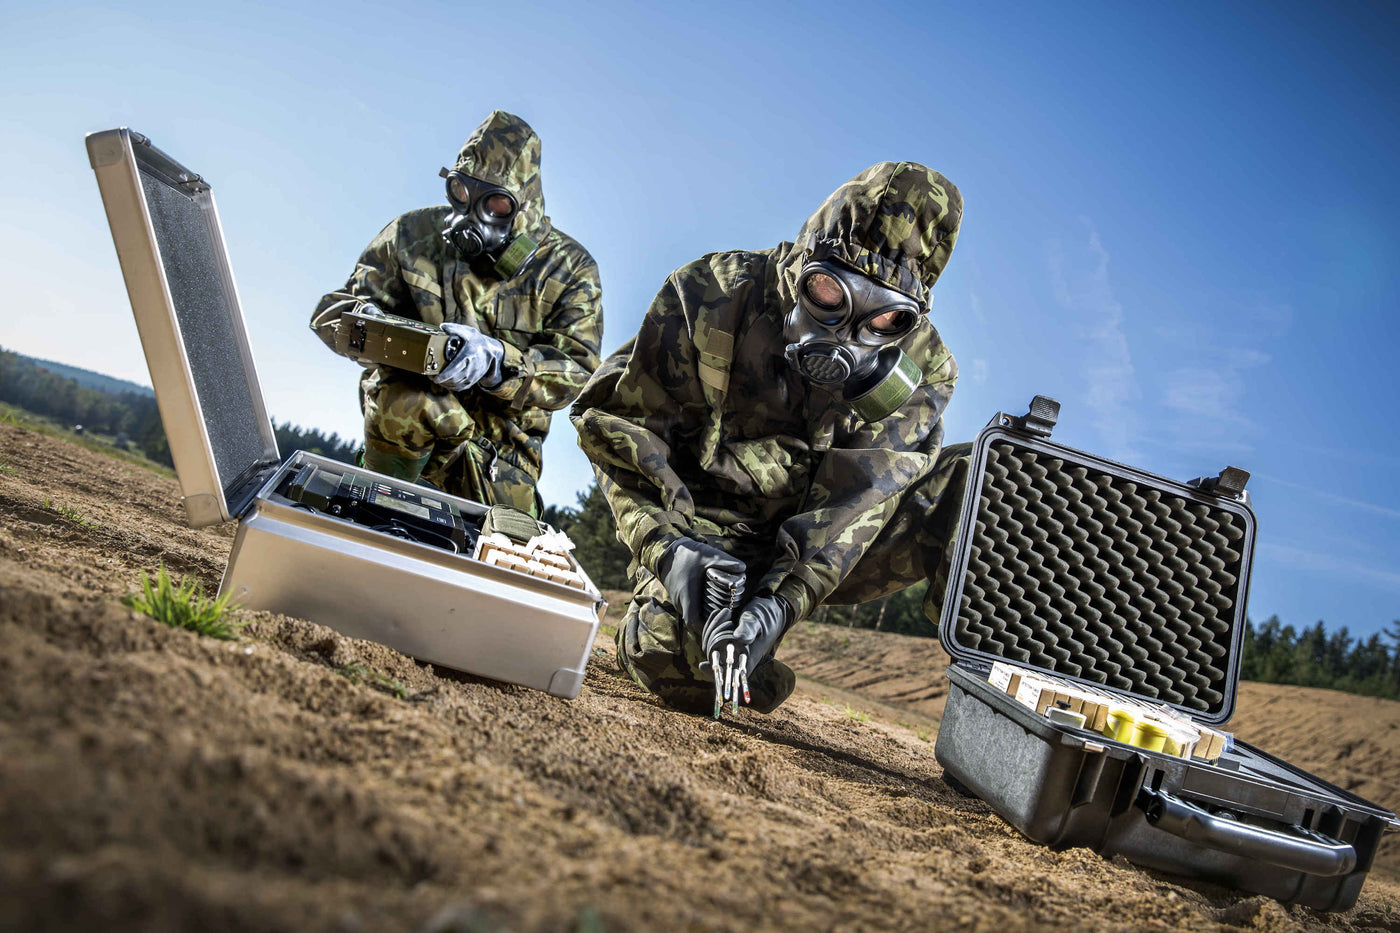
[933,397,1397,910]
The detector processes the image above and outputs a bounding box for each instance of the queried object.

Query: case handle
[987,395,1061,438]
[1139,789,1356,877]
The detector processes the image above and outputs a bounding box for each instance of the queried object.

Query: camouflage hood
[452,110,550,241]
[782,161,962,308]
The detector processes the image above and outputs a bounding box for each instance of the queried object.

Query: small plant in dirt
[575,906,604,933]
[336,661,408,700]
[842,704,871,723]
[0,459,14,475]
[122,564,244,640]
[44,497,99,528]
[916,726,932,743]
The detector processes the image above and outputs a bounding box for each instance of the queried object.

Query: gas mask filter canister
[783,261,924,422]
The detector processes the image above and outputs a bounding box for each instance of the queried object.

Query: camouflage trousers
[616,442,971,713]
[361,370,542,516]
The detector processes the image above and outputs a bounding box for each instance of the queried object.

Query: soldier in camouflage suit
[571,161,969,714]
[311,111,602,517]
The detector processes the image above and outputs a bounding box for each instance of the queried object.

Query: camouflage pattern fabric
[362,371,540,513]
[613,442,970,712]
[310,111,602,516]
[571,161,964,709]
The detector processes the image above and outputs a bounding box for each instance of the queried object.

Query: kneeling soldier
[572,162,969,715]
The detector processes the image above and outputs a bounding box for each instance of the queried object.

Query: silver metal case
[87,127,601,699]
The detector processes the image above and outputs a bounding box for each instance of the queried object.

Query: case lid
[938,401,1256,725]
[87,128,279,527]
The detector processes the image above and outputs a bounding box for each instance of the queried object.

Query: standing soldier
[572,162,968,715]
[312,110,603,517]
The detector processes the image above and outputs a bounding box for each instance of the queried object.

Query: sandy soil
[2,420,1399,932]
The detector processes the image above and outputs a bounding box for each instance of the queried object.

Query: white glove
[433,322,506,391]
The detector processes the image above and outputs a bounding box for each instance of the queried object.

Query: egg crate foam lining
[951,439,1248,713]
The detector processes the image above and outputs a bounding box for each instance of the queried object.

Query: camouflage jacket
[310,111,603,478]
[572,162,962,622]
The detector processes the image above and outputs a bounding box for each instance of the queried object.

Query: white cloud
[1255,473,1400,523]
[1049,222,1141,460]
[970,358,989,385]
[1160,343,1271,449]
[967,289,986,326]
[1259,543,1400,592]
[1162,367,1255,428]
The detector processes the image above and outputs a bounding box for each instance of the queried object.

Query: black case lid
[938,407,1256,725]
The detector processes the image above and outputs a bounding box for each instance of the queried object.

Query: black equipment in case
[933,397,1397,911]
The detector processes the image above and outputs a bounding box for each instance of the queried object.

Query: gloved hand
[702,593,792,715]
[655,537,746,634]
[702,594,791,672]
[433,322,506,392]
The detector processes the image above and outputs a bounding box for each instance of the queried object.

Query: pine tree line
[270,422,358,465]
[1,347,172,465]
[1,347,357,468]
[1240,616,1400,699]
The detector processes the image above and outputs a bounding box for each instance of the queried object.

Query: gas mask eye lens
[803,272,844,310]
[484,193,515,217]
[447,176,470,205]
[864,308,917,338]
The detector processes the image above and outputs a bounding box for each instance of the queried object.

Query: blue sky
[3,0,1397,637]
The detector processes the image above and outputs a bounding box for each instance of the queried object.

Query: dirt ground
[2,420,1399,933]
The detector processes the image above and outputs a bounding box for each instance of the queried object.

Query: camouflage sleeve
[480,257,603,412]
[758,326,958,621]
[308,219,411,353]
[571,269,710,573]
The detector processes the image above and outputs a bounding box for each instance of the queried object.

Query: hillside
[2,348,155,398]
[2,420,1398,932]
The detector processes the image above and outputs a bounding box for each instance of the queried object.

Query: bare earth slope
[2,421,1398,932]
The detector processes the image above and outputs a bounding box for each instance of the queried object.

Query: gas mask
[784,260,925,422]
[438,168,538,276]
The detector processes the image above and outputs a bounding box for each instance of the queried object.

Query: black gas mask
[439,168,538,276]
[784,260,925,422]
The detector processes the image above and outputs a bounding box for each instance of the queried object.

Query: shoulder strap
[691,253,765,412]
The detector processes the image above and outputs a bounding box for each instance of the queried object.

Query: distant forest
[5,346,1397,701]
[0,347,357,468]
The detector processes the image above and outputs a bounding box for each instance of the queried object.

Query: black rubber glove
[655,538,746,633]
[703,593,792,676]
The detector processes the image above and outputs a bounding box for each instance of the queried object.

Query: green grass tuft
[122,564,244,640]
[336,661,408,700]
[45,497,99,528]
[842,704,871,723]
[0,459,14,475]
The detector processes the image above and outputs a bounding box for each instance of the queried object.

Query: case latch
[1188,466,1251,500]
[989,395,1061,438]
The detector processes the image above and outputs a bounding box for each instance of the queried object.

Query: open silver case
[86,127,601,699]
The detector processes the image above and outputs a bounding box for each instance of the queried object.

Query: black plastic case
[933,398,1397,911]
